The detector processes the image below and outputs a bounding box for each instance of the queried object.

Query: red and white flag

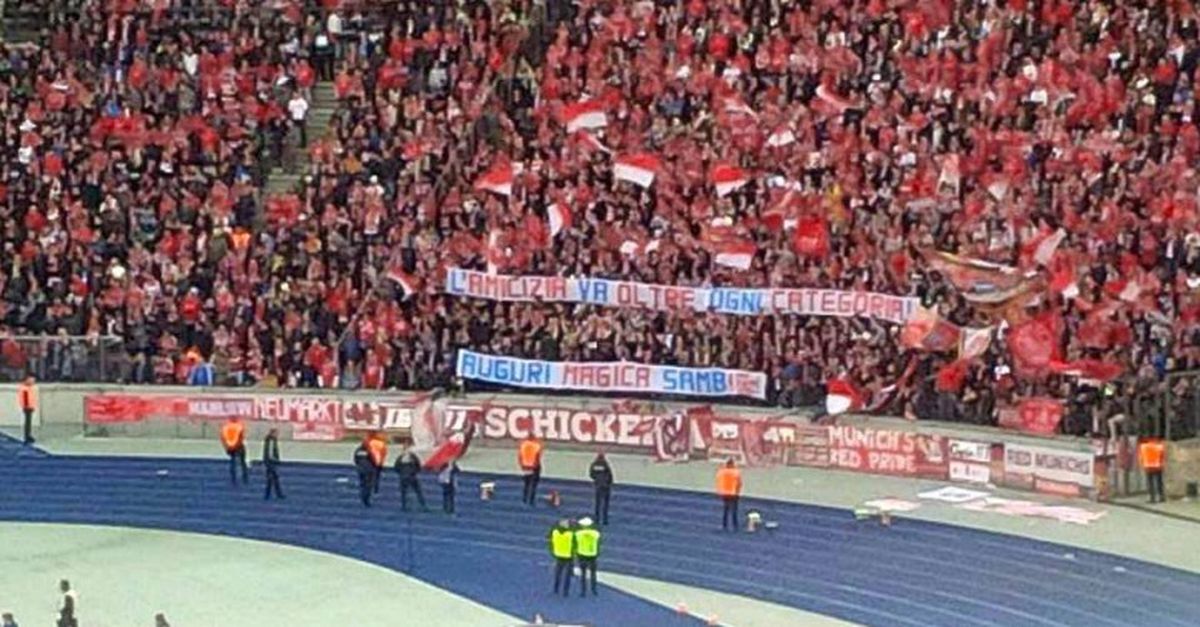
[614,153,660,188]
[386,265,419,300]
[560,99,608,133]
[711,163,749,197]
[766,127,796,147]
[826,378,865,415]
[959,326,994,359]
[722,95,759,119]
[712,239,757,270]
[815,84,855,113]
[547,203,572,238]
[1032,229,1067,266]
[474,161,514,197]
[577,130,613,154]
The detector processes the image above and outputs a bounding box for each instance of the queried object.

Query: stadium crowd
[3,0,1200,437]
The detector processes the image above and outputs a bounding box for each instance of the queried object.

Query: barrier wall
[1,384,1118,500]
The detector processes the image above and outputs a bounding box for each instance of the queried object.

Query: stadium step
[263,81,337,196]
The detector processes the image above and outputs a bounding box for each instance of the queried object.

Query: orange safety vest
[220,421,244,451]
[519,439,543,469]
[368,437,387,467]
[716,467,742,496]
[17,383,36,410]
[1138,440,1165,471]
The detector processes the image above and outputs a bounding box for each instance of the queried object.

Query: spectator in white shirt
[287,91,309,147]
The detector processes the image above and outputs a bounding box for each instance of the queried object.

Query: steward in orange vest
[220,417,249,485]
[367,432,388,495]
[1138,438,1166,504]
[716,459,743,531]
[17,375,37,445]
[519,435,544,507]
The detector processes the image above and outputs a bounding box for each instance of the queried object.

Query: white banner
[445,268,917,323]
[455,350,768,399]
[1004,444,1094,488]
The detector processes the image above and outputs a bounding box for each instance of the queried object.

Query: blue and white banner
[445,268,916,323]
[455,350,769,399]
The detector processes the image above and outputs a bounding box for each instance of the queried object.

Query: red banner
[826,425,948,478]
[999,398,1064,435]
[83,394,404,432]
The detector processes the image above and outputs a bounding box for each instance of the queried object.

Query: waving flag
[712,239,757,270]
[899,306,962,352]
[711,164,750,197]
[1007,312,1064,378]
[560,99,608,132]
[386,265,419,300]
[826,378,865,415]
[474,161,514,196]
[547,203,572,238]
[614,153,661,188]
[766,127,796,147]
[576,130,613,154]
[793,215,831,258]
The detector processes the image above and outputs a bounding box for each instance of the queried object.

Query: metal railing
[0,335,125,383]
[1162,369,1200,441]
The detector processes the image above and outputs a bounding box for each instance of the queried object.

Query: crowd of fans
[5,0,1200,438]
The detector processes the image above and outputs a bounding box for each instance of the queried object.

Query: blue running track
[2,436,1198,627]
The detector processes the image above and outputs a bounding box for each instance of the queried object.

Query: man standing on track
[716,459,742,531]
[262,428,284,500]
[574,517,601,597]
[56,579,77,627]
[368,431,388,495]
[1138,436,1166,503]
[548,518,575,596]
[519,434,543,506]
[220,417,249,485]
[354,438,375,507]
[394,442,428,511]
[16,375,36,445]
[589,452,613,525]
[439,460,460,515]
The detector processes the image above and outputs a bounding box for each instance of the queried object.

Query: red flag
[936,359,971,393]
[792,215,830,258]
[711,239,757,270]
[547,203,572,238]
[826,378,865,415]
[386,266,419,300]
[559,99,608,132]
[1006,311,1064,378]
[474,161,514,196]
[614,153,661,188]
[1047,359,1124,383]
[711,163,750,197]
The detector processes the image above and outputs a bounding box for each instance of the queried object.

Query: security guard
[17,375,36,445]
[716,459,743,531]
[574,517,601,597]
[262,428,284,500]
[548,519,575,596]
[353,439,375,507]
[220,417,249,485]
[589,452,613,525]
[519,434,544,506]
[1138,437,1166,503]
[394,443,428,511]
[368,432,388,494]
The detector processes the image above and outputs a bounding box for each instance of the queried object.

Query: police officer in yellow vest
[574,517,601,597]
[548,519,575,596]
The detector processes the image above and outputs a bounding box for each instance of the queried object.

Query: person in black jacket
[262,428,284,500]
[589,452,613,525]
[394,444,428,511]
[353,441,375,507]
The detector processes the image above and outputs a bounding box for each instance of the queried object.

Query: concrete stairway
[265,82,338,196]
